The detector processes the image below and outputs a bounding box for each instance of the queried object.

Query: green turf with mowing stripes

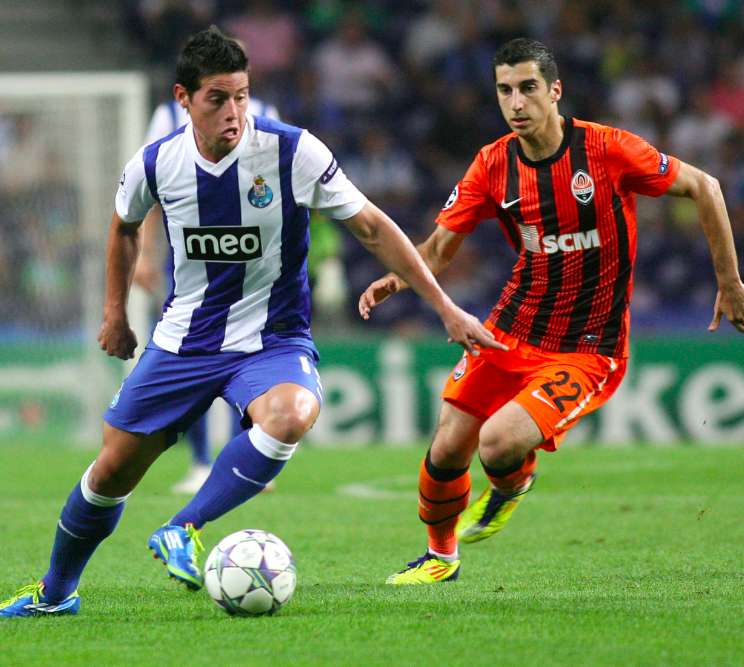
[0,442,742,666]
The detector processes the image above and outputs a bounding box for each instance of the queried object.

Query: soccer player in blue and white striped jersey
[0,26,498,617]
[135,80,280,495]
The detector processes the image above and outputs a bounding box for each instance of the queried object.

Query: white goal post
[0,72,148,445]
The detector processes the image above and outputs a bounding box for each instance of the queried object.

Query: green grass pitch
[0,441,742,666]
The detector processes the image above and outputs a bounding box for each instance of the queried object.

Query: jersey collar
[185,114,254,176]
[515,116,574,168]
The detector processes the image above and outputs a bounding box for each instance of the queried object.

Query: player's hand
[97,314,138,360]
[132,255,160,293]
[440,304,508,355]
[708,280,744,334]
[358,274,402,320]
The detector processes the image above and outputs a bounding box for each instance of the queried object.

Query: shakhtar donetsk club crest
[248,175,273,208]
[570,169,595,205]
[452,355,468,381]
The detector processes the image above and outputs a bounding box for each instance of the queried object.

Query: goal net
[0,72,148,445]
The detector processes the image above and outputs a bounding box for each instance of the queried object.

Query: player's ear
[550,79,562,103]
[173,83,190,109]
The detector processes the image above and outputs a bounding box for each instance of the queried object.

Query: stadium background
[1,0,743,447]
[1,4,744,666]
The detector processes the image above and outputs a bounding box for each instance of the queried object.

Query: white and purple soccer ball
[205,529,297,616]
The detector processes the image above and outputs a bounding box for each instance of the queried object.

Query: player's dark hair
[176,26,248,95]
[493,38,559,85]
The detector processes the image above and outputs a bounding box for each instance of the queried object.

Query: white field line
[336,477,709,504]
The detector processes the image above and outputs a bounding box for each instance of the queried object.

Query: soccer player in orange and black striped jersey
[359,38,744,585]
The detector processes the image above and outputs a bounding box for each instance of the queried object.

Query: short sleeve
[292,131,367,220]
[435,151,498,234]
[115,148,156,223]
[605,128,680,197]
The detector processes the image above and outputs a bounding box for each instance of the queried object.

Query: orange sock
[418,451,470,556]
[483,450,537,495]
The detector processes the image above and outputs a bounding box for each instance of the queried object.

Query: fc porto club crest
[248,175,273,208]
[570,169,595,205]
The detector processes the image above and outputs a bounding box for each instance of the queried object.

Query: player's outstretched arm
[97,211,141,360]
[344,202,505,354]
[666,161,744,333]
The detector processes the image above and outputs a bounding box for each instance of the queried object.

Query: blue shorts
[104,339,322,445]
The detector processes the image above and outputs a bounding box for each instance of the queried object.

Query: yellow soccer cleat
[456,474,536,544]
[0,581,80,617]
[386,552,461,585]
[148,523,205,590]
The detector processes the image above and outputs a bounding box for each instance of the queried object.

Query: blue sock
[187,413,210,465]
[170,425,296,529]
[42,466,128,602]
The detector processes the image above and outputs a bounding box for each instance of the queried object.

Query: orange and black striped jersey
[436,117,680,358]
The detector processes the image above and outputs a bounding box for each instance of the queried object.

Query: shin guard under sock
[42,464,128,601]
[170,425,295,529]
[418,450,470,557]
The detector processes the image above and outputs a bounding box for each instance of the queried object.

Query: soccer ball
[205,529,297,616]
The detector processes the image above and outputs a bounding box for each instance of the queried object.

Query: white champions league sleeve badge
[248,175,273,208]
[443,185,459,210]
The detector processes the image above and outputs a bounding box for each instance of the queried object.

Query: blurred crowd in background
[3,0,744,337]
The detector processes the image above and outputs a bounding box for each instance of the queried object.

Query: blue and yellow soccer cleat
[148,523,204,590]
[386,552,461,585]
[0,582,80,618]
[456,474,536,544]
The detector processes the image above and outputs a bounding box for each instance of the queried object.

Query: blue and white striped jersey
[115,115,366,355]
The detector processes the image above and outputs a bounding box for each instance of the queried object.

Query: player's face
[177,71,250,162]
[494,61,561,139]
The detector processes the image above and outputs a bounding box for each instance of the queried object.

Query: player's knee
[479,402,543,468]
[260,414,313,443]
[478,424,526,468]
[249,385,320,443]
[87,460,136,497]
[430,432,471,469]
[258,394,318,443]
